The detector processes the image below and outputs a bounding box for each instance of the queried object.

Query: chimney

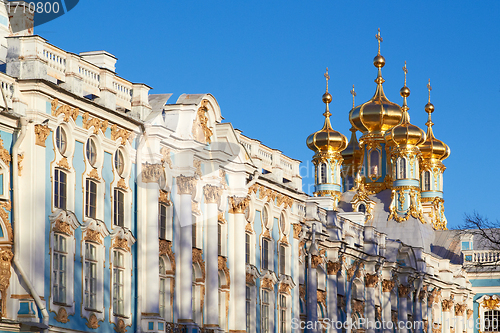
[80,51,117,72]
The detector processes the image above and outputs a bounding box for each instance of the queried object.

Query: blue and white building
[0,3,495,333]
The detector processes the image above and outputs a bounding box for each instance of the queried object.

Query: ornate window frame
[81,219,109,326]
[109,228,136,328]
[368,149,382,181]
[49,210,81,320]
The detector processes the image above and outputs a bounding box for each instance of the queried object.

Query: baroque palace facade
[0,4,497,333]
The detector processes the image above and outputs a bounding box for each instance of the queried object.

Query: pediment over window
[110,227,136,252]
[82,219,109,245]
[49,209,81,236]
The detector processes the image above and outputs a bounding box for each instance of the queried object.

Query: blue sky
[38,0,500,228]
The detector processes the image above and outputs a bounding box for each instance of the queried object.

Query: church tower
[306,69,347,207]
[384,63,426,222]
[419,80,450,230]
[349,29,403,193]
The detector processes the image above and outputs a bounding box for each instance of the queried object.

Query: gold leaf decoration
[0,248,13,317]
[54,307,69,323]
[110,124,131,146]
[57,157,71,171]
[34,124,50,147]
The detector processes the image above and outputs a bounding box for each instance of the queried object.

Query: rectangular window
[113,250,125,316]
[262,239,269,270]
[279,294,287,333]
[84,242,97,309]
[245,233,250,264]
[261,290,269,333]
[54,169,67,210]
[85,179,97,219]
[192,223,197,248]
[246,286,251,332]
[53,234,67,304]
[159,203,167,239]
[218,223,222,256]
[461,241,470,250]
[113,189,125,227]
[279,244,286,276]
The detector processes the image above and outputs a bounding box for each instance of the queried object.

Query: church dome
[349,33,403,135]
[384,67,426,147]
[419,81,450,160]
[306,70,348,154]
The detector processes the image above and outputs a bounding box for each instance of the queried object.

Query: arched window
[398,158,407,179]
[423,171,431,191]
[484,310,500,332]
[159,256,173,321]
[369,150,380,178]
[319,163,327,184]
[358,204,366,213]
[219,270,229,331]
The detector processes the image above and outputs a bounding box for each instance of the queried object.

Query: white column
[228,196,249,333]
[177,175,196,322]
[442,300,453,333]
[365,274,378,333]
[415,289,424,333]
[145,181,160,314]
[204,185,222,328]
[398,285,410,333]
[466,308,473,333]
[327,262,341,333]
[382,280,395,333]
[307,255,319,333]
[427,294,434,333]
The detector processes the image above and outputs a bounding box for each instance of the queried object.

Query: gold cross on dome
[403,61,408,86]
[324,67,330,92]
[375,28,383,55]
[350,84,356,108]
[427,78,432,102]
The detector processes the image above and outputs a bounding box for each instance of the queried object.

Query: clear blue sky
[38,0,500,229]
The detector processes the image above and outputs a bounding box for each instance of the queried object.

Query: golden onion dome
[384,63,426,147]
[419,80,450,160]
[307,69,348,153]
[349,30,403,135]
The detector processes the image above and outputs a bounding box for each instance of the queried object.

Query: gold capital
[228,196,250,214]
[382,279,395,292]
[203,184,222,204]
[34,124,50,147]
[176,175,196,195]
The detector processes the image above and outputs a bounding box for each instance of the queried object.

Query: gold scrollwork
[112,238,130,252]
[228,196,250,214]
[35,124,51,147]
[51,99,79,122]
[159,240,175,274]
[54,307,69,323]
[0,137,10,165]
[86,313,100,329]
[159,190,171,205]
[110,124,131,146]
